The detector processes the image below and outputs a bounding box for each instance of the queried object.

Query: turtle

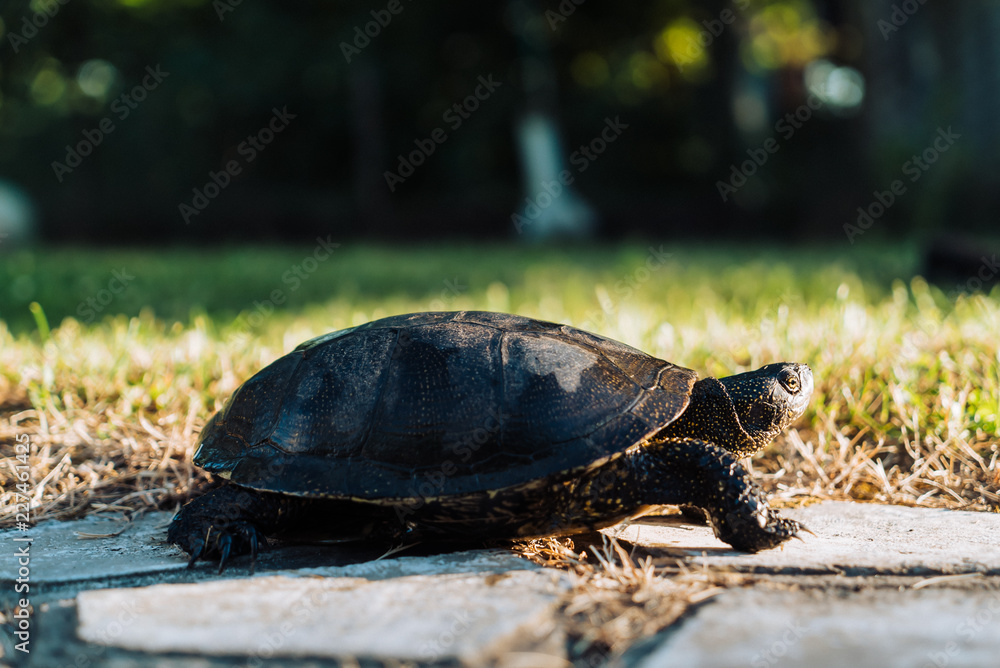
[168,311,813,569]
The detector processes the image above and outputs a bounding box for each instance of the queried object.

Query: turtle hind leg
[168,486,406,570]
[167,484,308,571]
[638,437,805,552]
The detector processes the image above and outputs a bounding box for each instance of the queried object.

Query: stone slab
[631,586,1000,668]
[606,501,1000,575]
[76,569,571,664]
[0,511,186,585]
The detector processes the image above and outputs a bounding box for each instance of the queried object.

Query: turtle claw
[186,538,206,569]
[792,522,814,541]
[168,506,268,572]
[712,509,805,553]
[247,529,269,574]
[761,516,806,549]
[248,530,259,574]
[217,534,233,574]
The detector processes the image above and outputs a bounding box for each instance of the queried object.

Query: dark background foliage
[0,0,995,244]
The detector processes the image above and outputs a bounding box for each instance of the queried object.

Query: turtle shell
[194,312,698,500]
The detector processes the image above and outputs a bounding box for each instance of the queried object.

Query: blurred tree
[508,0,596,241]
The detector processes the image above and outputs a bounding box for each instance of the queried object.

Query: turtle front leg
[167,485,308,572]
[637,437,805,552]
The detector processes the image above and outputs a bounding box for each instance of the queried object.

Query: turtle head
[660,362,813,458]
[718,362,813,450]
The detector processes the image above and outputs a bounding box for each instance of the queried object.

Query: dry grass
[515,534,741,664]
[750,282,1000,511]
[1,243,998,531]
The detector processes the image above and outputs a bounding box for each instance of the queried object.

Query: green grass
[1,241,998,527]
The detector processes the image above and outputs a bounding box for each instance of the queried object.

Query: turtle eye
[780,370,800,393]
